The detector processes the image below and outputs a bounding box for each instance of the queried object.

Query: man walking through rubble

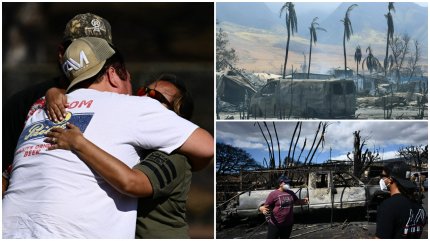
[259,176,308,239]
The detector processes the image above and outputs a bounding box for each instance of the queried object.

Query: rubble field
[216,194,428,239]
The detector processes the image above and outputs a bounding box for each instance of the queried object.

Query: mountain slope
[216,2,280,30]
[319,2,428,45]
[217,2,427,46]
[216,2,427,74]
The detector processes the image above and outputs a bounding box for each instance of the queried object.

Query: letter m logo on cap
[62,50,90,75]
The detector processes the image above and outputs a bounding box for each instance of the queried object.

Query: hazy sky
[217,121,428,166]
[265,2,427,14]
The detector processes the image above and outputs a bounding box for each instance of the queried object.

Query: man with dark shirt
[376,162,427,239]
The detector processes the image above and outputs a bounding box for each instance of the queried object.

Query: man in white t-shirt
[2,37,213,238]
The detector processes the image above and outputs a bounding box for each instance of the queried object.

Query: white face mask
[379,178,388,191]
[282,184,290,191]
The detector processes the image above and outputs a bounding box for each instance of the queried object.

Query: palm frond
[362,45,382,73]
[388,2,395,13]
[289,4,298,34]
[312,28,317,43]
[312,17,319,23]
[366,46,372,54]
[280,3,288,18]
[348,20,354,36]
[355,46,362,62]
[344,19,353,40]
[345,4,358,19]
[388,55,394,70]
[386,12,394,40]
[309,17,325,45]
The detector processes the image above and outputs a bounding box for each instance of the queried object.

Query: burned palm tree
[354,45,362,90]
[347,131,380,179]
[307,17,326,79]
[303,122,328,165]
[363,46,383,96]
[280,2,298,79]
[255,122,275,169]
[384,2,395,77]
[341,4,358,78]
[362,45,382,74]
[272,122,281,169]
[286,122,300,167]
[354,45,362,76]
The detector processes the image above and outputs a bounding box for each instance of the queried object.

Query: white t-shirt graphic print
[3,89,198,238]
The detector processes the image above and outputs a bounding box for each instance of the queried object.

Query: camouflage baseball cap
[64,13,113,44]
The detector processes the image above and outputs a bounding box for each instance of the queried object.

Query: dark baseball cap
[64,13,113,44]
[278,175,291,184]
[383,162,416,190]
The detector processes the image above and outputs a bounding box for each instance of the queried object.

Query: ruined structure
[249,79,356,119]
[216,70,256,106]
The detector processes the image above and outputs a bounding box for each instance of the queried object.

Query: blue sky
[216,121,428,167]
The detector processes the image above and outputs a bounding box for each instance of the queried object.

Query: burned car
[249,79,356,119]
[221,171,369,220]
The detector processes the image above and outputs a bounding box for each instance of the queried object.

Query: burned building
[216,70,257,106]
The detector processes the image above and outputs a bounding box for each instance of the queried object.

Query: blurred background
[2,2,214,238]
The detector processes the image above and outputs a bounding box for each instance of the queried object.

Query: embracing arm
[177,128,214,172]
[45,88,214,172]
[2,176,8,197]
[45,87,68,122]
[2,165,12,197]
[45,123,153,198]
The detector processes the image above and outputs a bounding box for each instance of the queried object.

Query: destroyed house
[334,67,353,78]
[217,71,257,105]
[290,73,334,80]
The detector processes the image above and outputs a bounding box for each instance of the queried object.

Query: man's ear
[106,67,120,88]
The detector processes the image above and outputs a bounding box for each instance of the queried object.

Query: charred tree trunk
[343,30,347,78]
[308,122,328,165]
[292,122,302,165]
[352,131,362,178]
[297,138,307,165]
[256,122,274,169]
[348,130,379,178]
[273,122,281,169]
[287,122,300,167]
[264,122,275,168]
[307,34,313,79]
[283,26,291,79]
[304,122,322,165]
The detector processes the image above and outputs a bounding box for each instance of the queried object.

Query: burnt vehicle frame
[217,167,387,223]
[249,78,357,119]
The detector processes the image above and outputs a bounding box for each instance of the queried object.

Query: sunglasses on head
[136,87,172,109]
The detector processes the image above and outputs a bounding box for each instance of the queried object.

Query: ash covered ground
[217,94,428,120]
[217,106,427,120]
[216,194,428,239]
